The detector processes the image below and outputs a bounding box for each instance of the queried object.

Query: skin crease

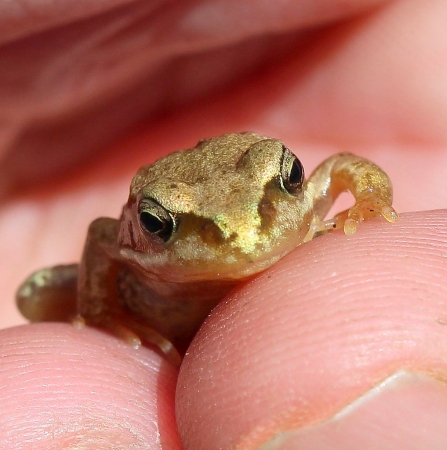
[1,1,447,449]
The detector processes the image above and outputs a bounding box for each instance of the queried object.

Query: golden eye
[139,199,176,242]
[280,146,304,195]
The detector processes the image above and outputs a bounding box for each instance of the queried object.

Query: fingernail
[256,371,447,450]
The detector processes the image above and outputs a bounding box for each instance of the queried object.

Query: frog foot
[16,264,78,323]
[321,197,398,237]
[73,314,182,366]
[342,197,399,236]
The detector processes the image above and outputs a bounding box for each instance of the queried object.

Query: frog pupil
[140,211,163,233]
[281,146,304,195]
[289,158,303,185]
[140,211,172,241]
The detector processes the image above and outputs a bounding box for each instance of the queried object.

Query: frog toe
[76,313,182,366]
[343,198,399,236]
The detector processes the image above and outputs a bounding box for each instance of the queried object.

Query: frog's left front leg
[306,153,398,239]
[78,218,181,365]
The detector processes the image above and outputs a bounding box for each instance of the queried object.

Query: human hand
[1,1,447,449]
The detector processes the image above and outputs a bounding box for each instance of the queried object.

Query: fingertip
[177,210,447,449]
[0,323,182,449]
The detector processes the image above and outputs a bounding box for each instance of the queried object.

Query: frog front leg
[78,217,182,365]
[306,153,398,240]
[76,217,120,322]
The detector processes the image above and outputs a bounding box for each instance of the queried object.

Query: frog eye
[139,199,175,242]
[280,146,304,195]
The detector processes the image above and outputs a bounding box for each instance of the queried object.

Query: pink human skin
[1,1,447,449]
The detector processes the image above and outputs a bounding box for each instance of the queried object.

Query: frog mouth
[120,244,288,283]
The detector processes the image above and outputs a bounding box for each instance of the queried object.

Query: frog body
[16,132,398,364]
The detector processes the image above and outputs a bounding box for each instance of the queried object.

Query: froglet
[16,132,398,364]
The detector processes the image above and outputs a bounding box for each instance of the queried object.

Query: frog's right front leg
[78,218,182,365]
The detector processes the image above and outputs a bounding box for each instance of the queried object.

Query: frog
[16,132,398,365]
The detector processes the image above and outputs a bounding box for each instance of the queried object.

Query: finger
[0,323,182,450]
[177,210,447,449]
[274,0,447,143]
[3,1,446,328]
[1,0,385,190]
